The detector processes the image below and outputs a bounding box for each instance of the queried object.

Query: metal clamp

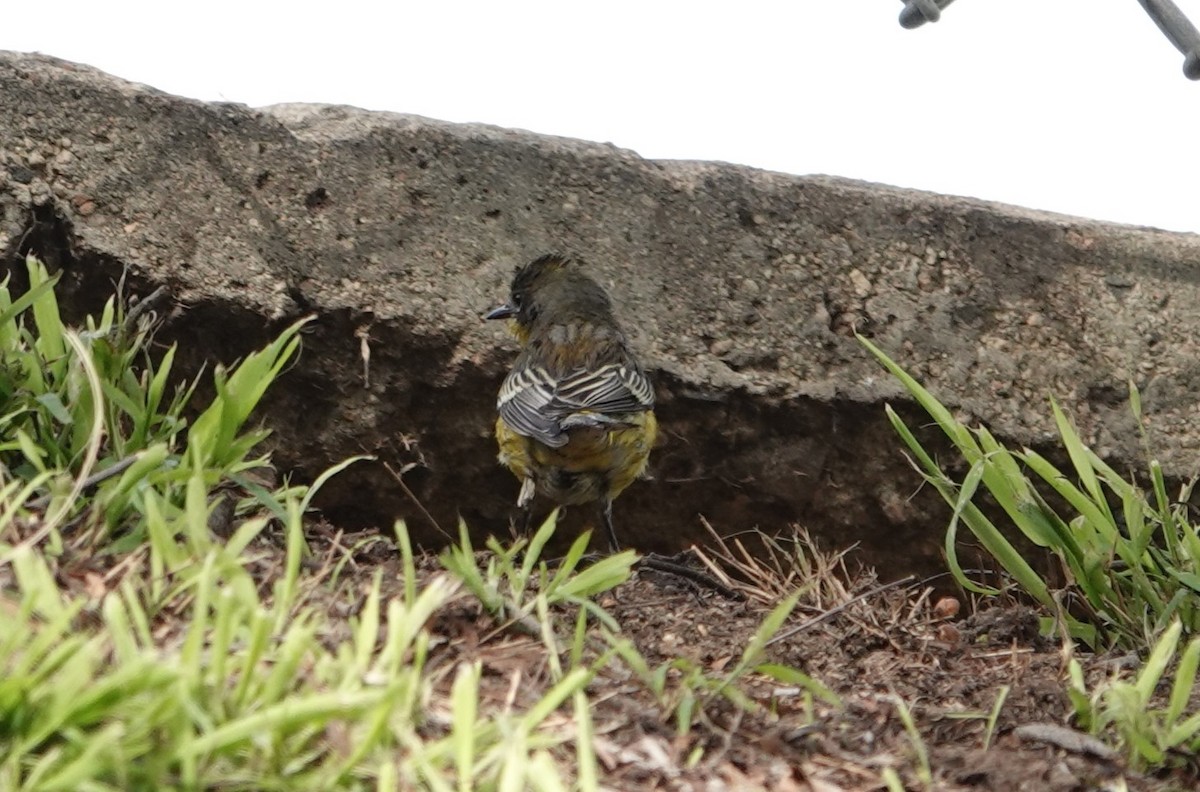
[898,0,956,29]
[899,0,1200,80]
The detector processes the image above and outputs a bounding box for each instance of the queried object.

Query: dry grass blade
[766,575,917,647]
[385,460,453,541]
[693,517,857,608]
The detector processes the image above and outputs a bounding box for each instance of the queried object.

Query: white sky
[5,1,1200,233]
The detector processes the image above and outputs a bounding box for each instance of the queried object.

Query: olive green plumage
[485,254,657,550]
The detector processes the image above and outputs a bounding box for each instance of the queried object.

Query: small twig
[636,552,744,600]
[767,574,917,647]
[697,703,745,773]
[480,609,546,643]
[1013,722,1117,761]
[27,452,148,511]
[383,461,452,541]
[121,286,171,334]
[355,325,372,388]
[531,547,742,600]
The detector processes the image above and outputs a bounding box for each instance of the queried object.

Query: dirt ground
[293,521,1199,792]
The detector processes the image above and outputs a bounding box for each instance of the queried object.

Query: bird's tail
[558,411,636,431]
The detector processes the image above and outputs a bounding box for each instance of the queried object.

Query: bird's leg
[508,505,533,543]
[600,497,620,552]
[517,477,536,537]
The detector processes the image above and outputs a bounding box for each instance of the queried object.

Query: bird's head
[485,254,612,342]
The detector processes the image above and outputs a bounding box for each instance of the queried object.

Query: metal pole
[1136,0,1200,79]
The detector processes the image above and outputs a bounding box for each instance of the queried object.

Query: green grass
[1069,620,1200,769]
[0,255,305,555]
[17,250,1200,784]
[861,334,1200,651]
[862,333,1200,772]
[0,255,828,790]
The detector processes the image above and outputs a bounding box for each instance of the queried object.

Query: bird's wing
[498,361,654,447]
[497,365,565,446]
[555,362,655,415]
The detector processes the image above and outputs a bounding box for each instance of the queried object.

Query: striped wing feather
[498,362,654,448]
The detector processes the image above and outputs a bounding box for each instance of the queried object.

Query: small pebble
[710,339,734,356]
[933,597,960,619]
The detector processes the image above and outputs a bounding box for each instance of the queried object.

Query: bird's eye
[511,294,523,309]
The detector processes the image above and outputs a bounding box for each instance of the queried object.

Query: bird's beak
[484,303,517,321]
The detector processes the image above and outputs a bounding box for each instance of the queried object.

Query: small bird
[485,254,657,551]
